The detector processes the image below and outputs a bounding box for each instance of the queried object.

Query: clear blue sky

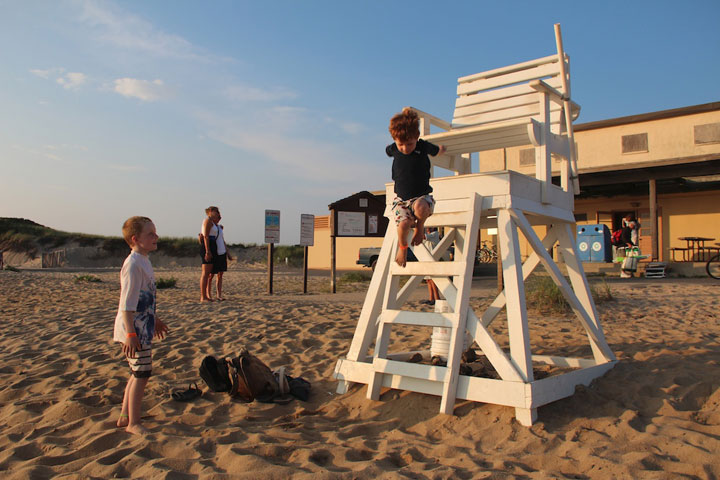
[1,0,718,244]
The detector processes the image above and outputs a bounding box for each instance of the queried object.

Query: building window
[622,133,648,154]
[574,213,588,222]
[519,148,535,166]
[694,123,720,145]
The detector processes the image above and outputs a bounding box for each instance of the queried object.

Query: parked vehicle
[357,246,416,271]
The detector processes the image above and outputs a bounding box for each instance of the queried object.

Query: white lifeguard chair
[333,25,616,426]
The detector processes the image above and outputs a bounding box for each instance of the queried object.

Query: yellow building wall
[479,110,720,175]
[574,190,720,261]
[307,218,383,270]
[576,111,720,171]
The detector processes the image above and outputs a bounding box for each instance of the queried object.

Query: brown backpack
[227,350,279,402]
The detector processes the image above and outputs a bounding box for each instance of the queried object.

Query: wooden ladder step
[372,358,449,382]
[380,309,455,328]
[390,261,464,277]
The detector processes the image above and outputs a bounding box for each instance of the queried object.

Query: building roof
[575,102,720,132]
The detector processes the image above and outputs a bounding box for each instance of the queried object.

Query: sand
[1,265,719,479]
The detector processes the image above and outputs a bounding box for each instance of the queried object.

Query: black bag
[199,355,232,392]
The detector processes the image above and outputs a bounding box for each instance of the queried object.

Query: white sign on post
[264,210,280,244]
[337,211,365,236]
[300,214,314,246]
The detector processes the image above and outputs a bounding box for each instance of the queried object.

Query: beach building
[308,102,720,271]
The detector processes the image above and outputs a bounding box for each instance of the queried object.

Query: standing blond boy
[387,108,446,266]
[113,216,168,435]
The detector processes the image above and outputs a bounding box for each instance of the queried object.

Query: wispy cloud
[76,0,212,61]
[11,143,88,165]
[30,68,55,79]
[338,121,365,135]
[57,72,87,89]
[31,68,88,90]
[113,78,168,102]
[198,110,384,188]
[225,84,297,103]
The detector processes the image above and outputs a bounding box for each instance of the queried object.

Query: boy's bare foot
[395,246,408,267]
[116,414,129,428]
[411,229,425,246]
[201,298,213,302]
[126,424,150,435]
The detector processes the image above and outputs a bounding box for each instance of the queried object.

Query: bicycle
[707,253,720,279]
[476,240,497,263]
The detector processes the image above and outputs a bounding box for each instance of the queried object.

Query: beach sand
[1,265,719,479]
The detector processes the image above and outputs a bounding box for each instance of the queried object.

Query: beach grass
[74,274,102,283]
[156,277,178,289]
[0,217,270,260]
[526,275,614,314]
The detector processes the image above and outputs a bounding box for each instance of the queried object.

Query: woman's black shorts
[201,236,227,273]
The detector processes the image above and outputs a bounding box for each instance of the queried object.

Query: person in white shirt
[113,216,168,435]
[199,206,232,301]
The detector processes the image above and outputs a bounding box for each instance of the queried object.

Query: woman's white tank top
[202,221,226,255]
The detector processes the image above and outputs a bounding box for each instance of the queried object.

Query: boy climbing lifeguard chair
[333,24,616,426]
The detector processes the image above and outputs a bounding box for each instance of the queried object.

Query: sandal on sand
[172,382,202,402]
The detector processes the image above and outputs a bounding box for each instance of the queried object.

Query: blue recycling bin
[576,224,612,263]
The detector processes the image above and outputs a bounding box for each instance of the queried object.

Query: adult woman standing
[199,206,229,301]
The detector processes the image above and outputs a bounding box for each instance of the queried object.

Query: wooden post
[496,246,504,294]
[330,208,336,293]
[331,235,336,293]
[554,23,580,194]
[267,243,274,294]
[303,246,309,294]
[649,179,659,261]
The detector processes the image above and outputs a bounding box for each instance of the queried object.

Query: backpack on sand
[199,350,280,403]
[228,350,280,403]
[199,355,232,393]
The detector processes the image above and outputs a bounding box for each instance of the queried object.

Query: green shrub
[4,265,20,272]
[158,237,202,257]
[266,245,305,267]
[590,279,614,303]
[526,276,570,313]
[75,274,101,283]
[526,275,614,314]
[156,277,177,289]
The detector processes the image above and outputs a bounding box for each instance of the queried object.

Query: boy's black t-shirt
[386,138,440,200]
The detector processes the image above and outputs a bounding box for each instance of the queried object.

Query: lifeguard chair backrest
[452,54,577,132]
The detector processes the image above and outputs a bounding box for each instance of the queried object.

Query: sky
[1,0,719,244]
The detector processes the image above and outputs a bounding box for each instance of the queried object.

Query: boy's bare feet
[116,414,129,428]
[201,298,213,302]
[126,424,150,435]
[395,246,408,267]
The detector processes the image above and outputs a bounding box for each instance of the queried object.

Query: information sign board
[264,210,280,244]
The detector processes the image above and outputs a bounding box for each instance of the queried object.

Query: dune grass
[156,277,178,289]
[525,275,614,314]
[0,217,266,260]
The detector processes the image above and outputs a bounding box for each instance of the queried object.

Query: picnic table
[672,237,717,262]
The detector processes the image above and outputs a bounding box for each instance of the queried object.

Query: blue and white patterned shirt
[113,251,156,345]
